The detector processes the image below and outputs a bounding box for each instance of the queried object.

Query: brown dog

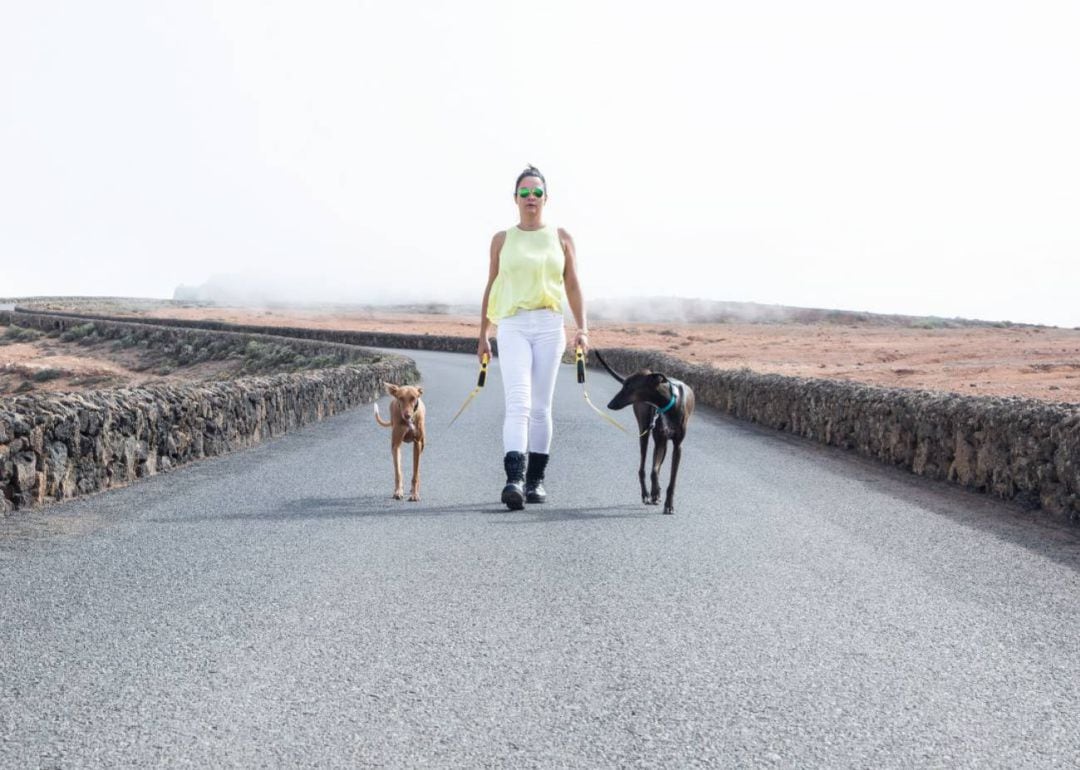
[373,382,426,501]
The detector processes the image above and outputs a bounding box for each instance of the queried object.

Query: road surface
[3,348,1079,767]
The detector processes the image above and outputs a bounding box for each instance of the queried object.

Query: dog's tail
[593,350,626,383]
[373,403,393,428]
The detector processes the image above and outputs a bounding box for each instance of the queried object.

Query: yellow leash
[448,353,489,426]
[576,346,629,433]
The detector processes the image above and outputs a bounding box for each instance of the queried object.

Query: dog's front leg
[408,441,422,502]
[664,440,682,514]
[638,431,651,504]
[650,436,668,505]
[391,441,404,500]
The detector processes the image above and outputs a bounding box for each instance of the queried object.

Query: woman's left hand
[572,329,590,353]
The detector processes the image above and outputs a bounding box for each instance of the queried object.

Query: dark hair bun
[514,164,547,193]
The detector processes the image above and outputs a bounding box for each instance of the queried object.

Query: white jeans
[495,309,567,454]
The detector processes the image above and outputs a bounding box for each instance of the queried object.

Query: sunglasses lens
[532,188,544,198]
[518,189,530,198]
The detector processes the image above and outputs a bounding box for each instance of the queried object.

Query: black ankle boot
[525,452,549,504]
[501,451,526,510]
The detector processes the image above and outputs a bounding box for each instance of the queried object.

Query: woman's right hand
[477,336,492,363]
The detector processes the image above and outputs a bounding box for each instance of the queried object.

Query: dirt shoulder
[0,324,242,395]
[8,302,1080,404]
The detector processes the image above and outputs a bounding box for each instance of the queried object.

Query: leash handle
[450,353,491,427]
[478,353,489,387]
[574,346,627,433]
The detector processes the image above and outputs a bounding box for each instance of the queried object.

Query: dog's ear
[647,372,669,385]
[383,382,399,396]
[416,387,424,396]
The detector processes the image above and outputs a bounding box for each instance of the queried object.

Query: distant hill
[587,297,1035,329]
[5,293,1045,329]
[166,288,1043,328]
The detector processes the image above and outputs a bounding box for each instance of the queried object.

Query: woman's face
[514,175,546,217]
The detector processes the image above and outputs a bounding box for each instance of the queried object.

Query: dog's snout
[607,392,629,410]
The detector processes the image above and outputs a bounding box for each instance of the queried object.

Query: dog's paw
[663,507,674,515]
[392,491,404,500]
[408,493,420,502]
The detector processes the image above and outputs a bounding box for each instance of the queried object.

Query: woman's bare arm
[559,227,588,351]
[477,231,506,359]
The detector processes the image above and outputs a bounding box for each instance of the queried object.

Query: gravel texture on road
[3,349,1079,767]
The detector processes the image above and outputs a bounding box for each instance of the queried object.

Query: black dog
[594,351,695,514]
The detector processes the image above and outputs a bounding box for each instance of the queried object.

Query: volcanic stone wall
[0,311,418,512]
[594,349,1080,523]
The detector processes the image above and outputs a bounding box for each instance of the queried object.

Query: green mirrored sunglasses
[517,187,545,199]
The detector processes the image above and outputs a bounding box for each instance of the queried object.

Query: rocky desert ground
[0,309,353,395]
[4,297,1080,404]
[0,324,236,395]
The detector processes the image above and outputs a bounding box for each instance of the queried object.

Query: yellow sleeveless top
[486,225,566,323]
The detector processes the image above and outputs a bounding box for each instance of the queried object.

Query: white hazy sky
[2,1,1078,325]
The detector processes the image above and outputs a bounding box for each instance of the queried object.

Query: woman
[477,165,589,510]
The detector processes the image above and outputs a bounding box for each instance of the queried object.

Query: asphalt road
[3,348,1080,767]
